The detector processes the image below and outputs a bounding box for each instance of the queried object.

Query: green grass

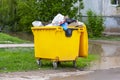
[0,48,38,72]
[0,33,30,44]
[0,48,98,72]
[58,54,99,69]
[76,54,99,68]
[90,36,120,41]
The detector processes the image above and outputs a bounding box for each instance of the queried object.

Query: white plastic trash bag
[52,13,65,26]
[32,21,43,27]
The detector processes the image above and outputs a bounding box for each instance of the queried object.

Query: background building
[81,0,120,33]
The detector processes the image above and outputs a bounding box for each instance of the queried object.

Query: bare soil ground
[0,69,93,80]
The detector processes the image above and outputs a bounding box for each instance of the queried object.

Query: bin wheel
[73,60,77,68]
[52,61,57,69]
[57,61,61,65]
[36,59,42,67]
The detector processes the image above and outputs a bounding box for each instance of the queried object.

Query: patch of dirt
[0,69,93,80]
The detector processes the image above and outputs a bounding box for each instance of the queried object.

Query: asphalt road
[50,68,120,80]
[0,68,120,80]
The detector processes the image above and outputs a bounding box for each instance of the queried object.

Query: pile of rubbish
[32,13,84,31]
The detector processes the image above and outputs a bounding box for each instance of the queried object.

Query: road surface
[0,44,34,48]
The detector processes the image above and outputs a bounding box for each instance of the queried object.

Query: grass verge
[0,33,30,44]
[0,48,98,72]
[90,36,120,41]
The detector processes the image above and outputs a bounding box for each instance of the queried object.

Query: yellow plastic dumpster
[79,25,88,57]
[31,25,88,68]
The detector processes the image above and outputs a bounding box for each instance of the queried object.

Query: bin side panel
[79,25,88,57]
[55,30,80,61]
[33,29,57,59]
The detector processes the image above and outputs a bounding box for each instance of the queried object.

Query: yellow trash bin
[31,25,88,68]
[79,25,88,57]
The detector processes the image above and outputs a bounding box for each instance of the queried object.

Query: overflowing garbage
[32,13,84,37]
[32,13,84,30]
[32,21,43,27]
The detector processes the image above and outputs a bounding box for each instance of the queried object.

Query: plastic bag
[68,21,84,27]
[60,22,68,30]
[52,13,65,26]
[32,21,43,27]
[65,18,76,24]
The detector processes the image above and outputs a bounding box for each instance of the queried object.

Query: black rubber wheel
[73,60,77,68]
[57,61,61,65]
[36,59,42,67]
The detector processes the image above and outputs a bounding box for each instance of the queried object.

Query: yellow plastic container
[79,25,88,57]
[31,25,88,68]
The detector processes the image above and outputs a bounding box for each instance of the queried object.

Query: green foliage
[0,0,84,32]
[111,0,114,4]
[0,0,17,31]
[16,0,79,32]
[0,33,29,43]
[86,10,104,37]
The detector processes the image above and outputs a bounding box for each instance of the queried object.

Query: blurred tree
[0,0,16,32]
[0,0,84,32]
